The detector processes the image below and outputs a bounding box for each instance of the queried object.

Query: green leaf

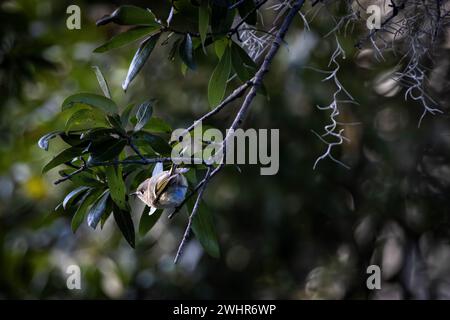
[143,117,172,133]
[80,128,115,141]
[91,66,111,98]
[113,203,135,248]
[230,42,267,96]
[231,41,256,82]
[120,103,136,127]
[105,166,127,210]
[188,200,220,258]
[101,198,113,229]
[58,170,103,187]
[107,114,126,135]
[38,131,61,151]
[133,131,172,155]
[214,37,228,58]
[179,34,196,70]
[96,5,159,27]
[208,46,231,107]
[134,100,154,132]
[71,189,102,233]
[94,26,159,53]
[87,190,110,229]
[139,207,163,236]
[59,132,85,147]
[42,146,84,173]
[65,108,107,132]
[211,3,235,35]
[122,33,161,91]
[198,3,209,51]
[63,186,90,210]
[237,0,257,25]
[88,139,127,163]
[62,93,118,114]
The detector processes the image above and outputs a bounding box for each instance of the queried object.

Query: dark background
[1,0,450,299]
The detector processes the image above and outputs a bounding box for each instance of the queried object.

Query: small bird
[132,163,188,215]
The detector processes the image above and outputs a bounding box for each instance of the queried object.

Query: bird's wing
[154,173,176,199]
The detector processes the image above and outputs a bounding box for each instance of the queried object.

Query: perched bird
[132,163,188,215]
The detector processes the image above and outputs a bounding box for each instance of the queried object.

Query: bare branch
[172,0,307,262]
[174,166,212,264]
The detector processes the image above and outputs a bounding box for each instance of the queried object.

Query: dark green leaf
[122,33,161,91]
[80,128,115,141]
[59,133,85,147]
[208,45,231,107]
[88,139,126,163]
[105,166,127,210]
[134,100,154,132]
[184,168,198,185]
[65,108,107,132]
[188,199,220,258]
[71,189,102,233]
[62,93,118,114]
[139,207,163,236]
[63,186,90,210]
[94,26,159,53]
[237,0,257,25]
[87,190,110,229]
[120,103,136,127]
[96,5,159,27]
[38,131,61,151]
[133,131,172,155]
[143,117,172,133]
[231,41,256,82]
[101,198,114,229]
[42,146,84,173]
[230,42,267,96]
[58,170,103,187]
[198,3,209,50]
[179,34,196,70]
[113,203,135,248]
[107,114,126,135]
[211,3,235,35]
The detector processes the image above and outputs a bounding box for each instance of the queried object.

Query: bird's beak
[129,192,138,196]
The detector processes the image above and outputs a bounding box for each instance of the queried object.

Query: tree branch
[172,0,306,262]
[225,0,306,138]
[53,157,204,185]
[180,81,253,138]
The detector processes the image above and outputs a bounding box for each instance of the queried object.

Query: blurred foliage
[0,0,450,300]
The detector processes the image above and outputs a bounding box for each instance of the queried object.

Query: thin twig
[169,165,220,219]
[53,157,204,185]
[174,167,212,264]
[180,81,253,137]
[54,166,85,185]
[128,138,147,162]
